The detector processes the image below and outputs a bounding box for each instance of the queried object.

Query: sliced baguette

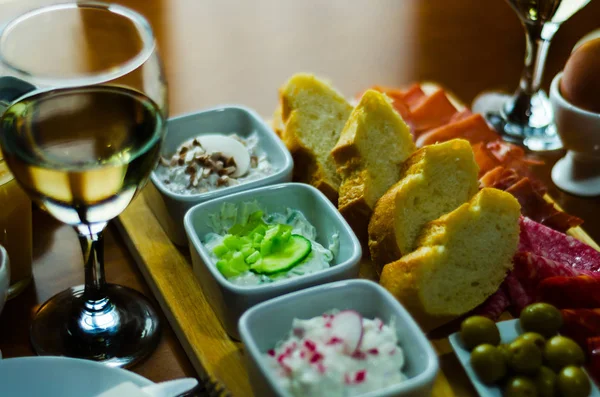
[368,139,479,271]
[331,89,416,239]
[279,73,353,202]
[379,188,521,332]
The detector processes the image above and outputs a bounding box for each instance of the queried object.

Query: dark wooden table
[1,0,599,388]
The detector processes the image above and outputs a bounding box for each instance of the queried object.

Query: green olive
[543,336,585,371]
[508,338,543,375]
[520,303,563,338]
[517,332,546,350]
[460,316,501,350]
[534,366,557,397]
[557,366,591,397]
[504,376,538,397]
[470,344,507,384]
[498,343,512,364]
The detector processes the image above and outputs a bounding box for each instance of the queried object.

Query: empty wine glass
[0,2,167,367]
[472,0,591,151]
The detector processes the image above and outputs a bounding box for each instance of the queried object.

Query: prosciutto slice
[508,180,582,233]
[479,166,523,192]
[416,113,498,148]
[479,169,582,233]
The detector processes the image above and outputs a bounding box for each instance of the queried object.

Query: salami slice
[519,217,600,272]
[511,251,592,311]
[514,251,589,282]
[471,288,510,320]
[503,272,534,316]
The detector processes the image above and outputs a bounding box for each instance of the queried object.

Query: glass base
[472,91,563,152]
[30,284,161,368]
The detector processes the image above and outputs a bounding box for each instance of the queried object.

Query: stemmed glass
[0,3,167,367]
[472,0,591,151]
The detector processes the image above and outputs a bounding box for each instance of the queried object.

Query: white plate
[449,319,600,396]
[0,356,154,397]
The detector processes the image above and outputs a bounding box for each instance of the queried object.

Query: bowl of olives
[449,303,599,397]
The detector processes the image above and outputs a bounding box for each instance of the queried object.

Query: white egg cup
[549,72,600,197]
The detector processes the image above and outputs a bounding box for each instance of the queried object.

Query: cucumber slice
[245,251,261,264]
[250,235,312,275]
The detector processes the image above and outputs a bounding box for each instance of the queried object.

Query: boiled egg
[197,134,250,177]
[560,37,600,113]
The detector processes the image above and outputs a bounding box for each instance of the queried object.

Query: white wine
[506,0,591,25]
[0,86,164,226]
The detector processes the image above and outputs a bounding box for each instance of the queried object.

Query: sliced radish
[330,310,364,353]
[196,134,250,177]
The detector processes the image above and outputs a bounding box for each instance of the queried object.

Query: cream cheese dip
[265,311,406,397]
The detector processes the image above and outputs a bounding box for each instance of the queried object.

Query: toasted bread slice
[331,89,415,239]
[279,73,353,202]
[379,188,521,332]
[368,139,479,270]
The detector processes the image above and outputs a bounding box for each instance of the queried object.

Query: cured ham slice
[416,113,499,148]
[471,288,511,320]
[472,142,502,177]
[472,140,543,177]
[479,166,522,192]
[409,89,457,135]
[507,179,582,233]
[369,86,414,126]
[519,216,599,271]
[479,169,581,233]
[399,83,426,107]
[560,310,600,347]
[538,276,600,309]
[449,109,473,123]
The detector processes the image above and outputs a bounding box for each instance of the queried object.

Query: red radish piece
[330,310,364,353]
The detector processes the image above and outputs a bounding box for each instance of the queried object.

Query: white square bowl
[184,183,362,339]
[148,105,293,246]
[0,245,9,316]
[238,279,439,397]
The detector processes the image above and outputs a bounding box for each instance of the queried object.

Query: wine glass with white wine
[472,0,592,151]
[0,2,167,367]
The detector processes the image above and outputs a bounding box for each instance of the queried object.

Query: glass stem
[77,223,108,304]
[505,22,556,125]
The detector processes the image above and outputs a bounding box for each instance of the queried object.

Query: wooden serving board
[115,84,600,396]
